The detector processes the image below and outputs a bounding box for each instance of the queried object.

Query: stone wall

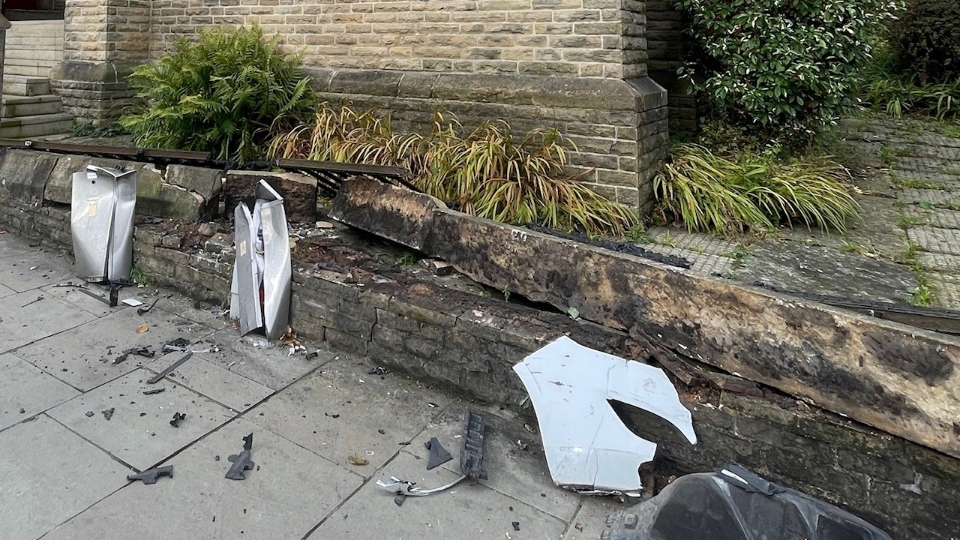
[0,161,958,538]
[309,68,667,210]
[51,0,672,212]
[150,0,647,80]
[644,0,705,136]
[52,0,150,124]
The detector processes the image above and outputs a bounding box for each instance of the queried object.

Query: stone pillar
[50,0,150,126]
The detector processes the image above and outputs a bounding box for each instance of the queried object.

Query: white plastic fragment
[513,336,697,493]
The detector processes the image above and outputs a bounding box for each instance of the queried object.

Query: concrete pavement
[0,231,618,540]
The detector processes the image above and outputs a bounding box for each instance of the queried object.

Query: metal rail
[0,139,413,196]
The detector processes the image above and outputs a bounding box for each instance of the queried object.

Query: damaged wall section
[0,152,959,539]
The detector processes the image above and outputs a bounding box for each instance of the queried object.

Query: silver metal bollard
[230,180,292,340]
[71,165,137,282]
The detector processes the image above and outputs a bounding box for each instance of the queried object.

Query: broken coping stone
[166,165,222,206]
[223,170,317,223]
[44,154,93,204]
[0,149,59,203]
[136,165,206,222]
[330,176,960,460]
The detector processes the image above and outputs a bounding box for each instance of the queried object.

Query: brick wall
[150,0,646,80]
[0,177,957,538]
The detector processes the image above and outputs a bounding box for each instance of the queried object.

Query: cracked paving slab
[40,418,364,540]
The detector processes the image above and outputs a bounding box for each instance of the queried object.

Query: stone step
[0,113,73,138]
[2,76,50,97]
[6,49,62,62]
[2,95,62,117]
[5,64,51,78]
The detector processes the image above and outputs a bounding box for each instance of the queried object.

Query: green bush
[270,104,639,236]
[892,0,960,84]
[119,26,315,162]
[676,0,901,140]
[654,144,861,234]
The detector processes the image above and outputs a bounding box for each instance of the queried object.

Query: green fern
[119,26,315,163]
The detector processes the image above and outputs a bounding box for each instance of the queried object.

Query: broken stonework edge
[329,177,960,459]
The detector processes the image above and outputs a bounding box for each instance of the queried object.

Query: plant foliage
[270,104,638,236]
[119,26,315,162]
[676,0,901,139]
[654,144,861,234]
[892,0,960,84]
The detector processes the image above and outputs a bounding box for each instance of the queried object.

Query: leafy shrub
[676,0,901,139]
[120,26,315,163]
[653,144,861,234]
[270,104,638,236]
[892,0,960,84]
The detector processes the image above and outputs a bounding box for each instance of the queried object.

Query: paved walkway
[638,117,960,311]
[0,232,617,540]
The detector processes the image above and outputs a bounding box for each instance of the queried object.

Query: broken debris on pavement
[225,433,255,480]
[513,336,696,494]
[376,409,487,505]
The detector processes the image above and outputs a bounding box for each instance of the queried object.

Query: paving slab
[202,327,327,390]
[47,368,235,470]
[407,405,582,523]
[732,240,917,304]
[39,283,126,318]
[0,248,75,292]
[561,497,631,540]
[312,449,568,540]
[248,358,452,477]
[0,281,16,298]
[13,307,215,391]
[0,289,98,355]
[42,418,364,540]
[0,352,80,432]
[145,355,274,412]
[0,414,131,540]
[152,292,232,330]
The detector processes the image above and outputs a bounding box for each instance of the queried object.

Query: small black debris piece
[398,442,411,446]
[305,351,319,361]
[512,522,520,531]
[170,412,186,428]
[102,408,115,421]
[167,337,190,348]
[368,366,388,375]
[225,433,255,480]
[147,351,193,384]
[143,388,165,395]
[215,455,220,461]
[137,298,159,316]
[113,346,156,365]
[331,414,340,419]
[85,411,95,417]
[425,437,453,470]
[378,429,386,435]
[19,408,25,414]
[394,494,406,507]
[460,410,487,480]
[127,465,174,485]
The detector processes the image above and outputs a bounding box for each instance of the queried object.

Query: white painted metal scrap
[71,165,137,282]
[230,180,292,340]
[513,336,697,493]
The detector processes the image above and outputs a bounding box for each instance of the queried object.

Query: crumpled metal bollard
[71,165,137,282]
[230,180,292,341]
